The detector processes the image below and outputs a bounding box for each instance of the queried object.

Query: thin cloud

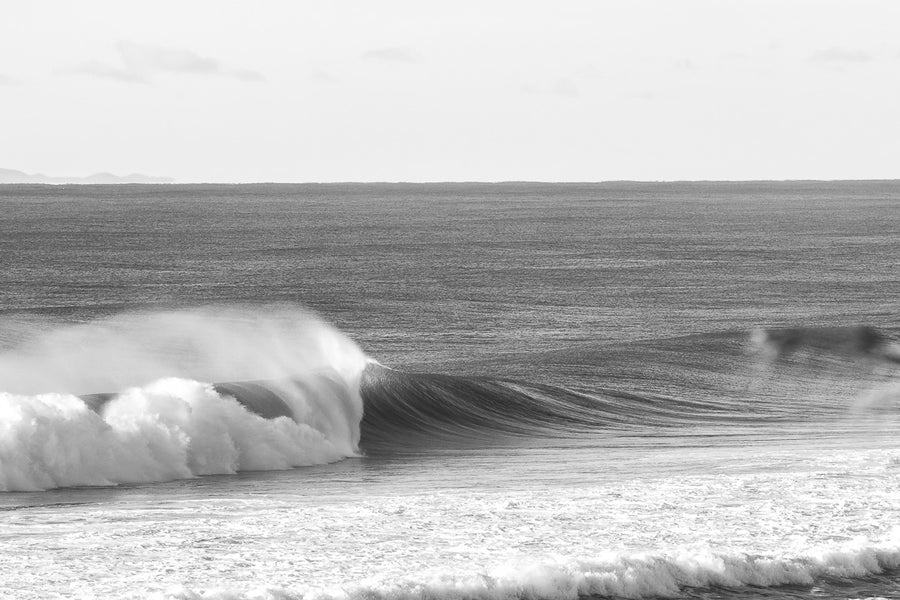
[552,78,579,97]
[521,78,580,98]
[810,47,872,64]
[363,47,417,63]
[230,68,266,82]
[116,41,221,75]
[70,61,144,83]
[311,70,338,83]
[70,42,264,83]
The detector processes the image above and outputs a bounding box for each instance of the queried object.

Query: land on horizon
[0,168,174,185]
[1,170,898,187]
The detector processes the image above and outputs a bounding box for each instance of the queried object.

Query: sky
[1,0,899,182]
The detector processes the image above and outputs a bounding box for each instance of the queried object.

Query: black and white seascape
[2,183,899,599]
[2,3,900,600]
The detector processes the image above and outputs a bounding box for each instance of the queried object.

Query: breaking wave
[0,306,367,491]
[2,313,898,490]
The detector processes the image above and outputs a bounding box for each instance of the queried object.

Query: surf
[3,308,898,491]
[0,305,366,491]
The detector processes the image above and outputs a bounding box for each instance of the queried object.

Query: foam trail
[0,305,368,491]
[158,534,900,600]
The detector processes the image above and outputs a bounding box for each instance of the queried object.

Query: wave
[356,365,760,454]
[356,324,900,454]
[0,306,367,491]
[158,533,900,600]
[2,311,898,490]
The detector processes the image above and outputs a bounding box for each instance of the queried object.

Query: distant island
[0,168,174,184]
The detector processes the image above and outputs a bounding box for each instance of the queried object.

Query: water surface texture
[1,182,899,600]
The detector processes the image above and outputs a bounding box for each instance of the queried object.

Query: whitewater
[0,307,366,491]
[1,182,899,600]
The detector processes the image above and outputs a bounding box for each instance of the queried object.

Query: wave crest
[0,306,367,491]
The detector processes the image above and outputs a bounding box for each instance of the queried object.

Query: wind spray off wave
[0,306,368,491]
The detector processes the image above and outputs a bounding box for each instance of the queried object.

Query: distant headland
[0,168,174,184]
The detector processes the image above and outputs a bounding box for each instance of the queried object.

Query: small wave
[157,535,900,600]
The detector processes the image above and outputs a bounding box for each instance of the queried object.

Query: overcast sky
[1,0,898,182]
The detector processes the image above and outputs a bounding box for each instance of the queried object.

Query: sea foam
[157,534,900,600]
[0,306,367,491]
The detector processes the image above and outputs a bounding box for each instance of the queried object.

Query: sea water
[1,182,899,599]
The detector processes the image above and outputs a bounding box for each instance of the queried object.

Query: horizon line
[3,178,900,186]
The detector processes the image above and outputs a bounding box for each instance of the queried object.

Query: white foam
[0,377,359,491]
[156,535,900,600]
[853,381,900,412]
[0,306,367,491]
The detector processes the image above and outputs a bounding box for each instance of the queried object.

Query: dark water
[1,182,899,600]
[3,182,897,363]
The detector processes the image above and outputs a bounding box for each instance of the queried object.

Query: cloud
[70,42,264,83]
[363,47,417,63]
[70,61,144,83]
[552,78,579,97]
[810,47,872,64]
[117,41,221,75]
[521,78,580,98]
[229,68,266,82]
[311,70,338,83]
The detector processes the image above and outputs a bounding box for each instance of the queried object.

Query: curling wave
[357,364,755,454]
[356,324,900,454]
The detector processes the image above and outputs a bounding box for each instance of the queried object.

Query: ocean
[0,182,898,600]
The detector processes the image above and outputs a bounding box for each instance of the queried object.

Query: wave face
[357,324,900,455]
[0,306,367,491]
[357,366,731,454]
